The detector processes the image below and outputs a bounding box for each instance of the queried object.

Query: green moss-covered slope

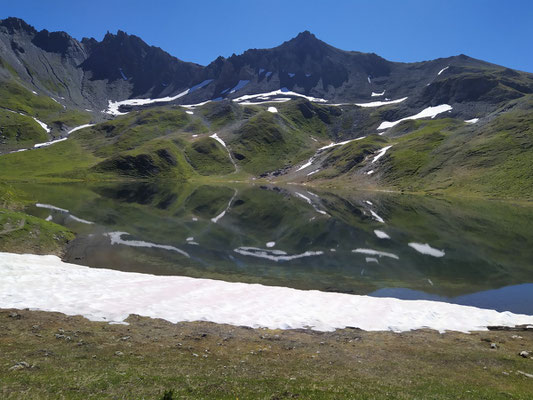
[0,94,532,199]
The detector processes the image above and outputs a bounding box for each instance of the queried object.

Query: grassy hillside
[305,135,388,180]
[184,137,235,175]
[376,95,533,198]
[0,79,92,149]
[0,80,62,119]
[0,139,104,182]
[0,100,352,181]
[0,208,74,255]
[0,109,48,145]
[0,183,74,255]
[0,94,532,199]
[290,95,533,200]
[231,111,306,173]
[230,101,344,174]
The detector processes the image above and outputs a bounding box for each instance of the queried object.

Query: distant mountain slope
[0,17,532,199]
[1,17,531,121]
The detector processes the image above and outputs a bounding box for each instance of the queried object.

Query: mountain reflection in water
[15,181,533,314]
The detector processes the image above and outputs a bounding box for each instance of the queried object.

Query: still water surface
[17,182,533,315]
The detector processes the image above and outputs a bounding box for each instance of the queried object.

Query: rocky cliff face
[0,17,204,112]
[0,17,532,129]
[80,30,203,98]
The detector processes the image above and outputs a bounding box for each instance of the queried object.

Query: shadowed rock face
[80,31,203,97]
[32,30,75,54]
[0,17,36,35]
[203,30,394,100]
[416,70,529,106]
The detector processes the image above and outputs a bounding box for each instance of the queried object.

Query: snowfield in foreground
[1,252,532,333]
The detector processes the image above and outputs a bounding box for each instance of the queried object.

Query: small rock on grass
[9,362,31,371]
[517,370,533,379]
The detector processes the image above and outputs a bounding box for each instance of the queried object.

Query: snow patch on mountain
[181,100,212,109]
[210,133,227,149]
[297,159,314,171]
[408,243,445,257]
[34,137,67,148]
[32,117,51,133]
[233,88,328,104]
[296,137,366,172]
[438,66,449,75]
[372,145,393,163]
[356,97,407,108]
[238,98,292,105]
[377,105,452,130]
[6,109,51,134]
[319,137,366,151]
[67,124,95,134]
[329,98,407,108]
[104,80,213,115]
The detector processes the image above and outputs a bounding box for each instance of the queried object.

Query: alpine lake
[15,181,533,315]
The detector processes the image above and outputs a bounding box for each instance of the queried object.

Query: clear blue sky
[2,0,532,72]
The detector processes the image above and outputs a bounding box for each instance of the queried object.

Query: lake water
[17,182,533,315]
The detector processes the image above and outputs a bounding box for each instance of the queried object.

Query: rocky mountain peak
[292,30,318,42]
[32,29,76,54]
[280,30,330,52]
[0,17,37,35]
